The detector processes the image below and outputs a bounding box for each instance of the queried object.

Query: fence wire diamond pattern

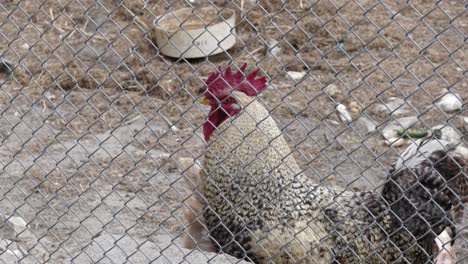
[0,0,465,263]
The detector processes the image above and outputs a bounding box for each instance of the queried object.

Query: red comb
[205,64,267,100]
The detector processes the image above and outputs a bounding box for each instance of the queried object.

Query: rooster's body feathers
[194,67,465,263]
[202,92,332,262]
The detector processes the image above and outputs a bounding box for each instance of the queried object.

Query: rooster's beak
[200,97,211,105]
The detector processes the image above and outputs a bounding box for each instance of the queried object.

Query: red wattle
[203,104,240,142]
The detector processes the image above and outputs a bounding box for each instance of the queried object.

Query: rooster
[184,65,466,263]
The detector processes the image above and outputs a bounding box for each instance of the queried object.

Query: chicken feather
[188,66,466,263]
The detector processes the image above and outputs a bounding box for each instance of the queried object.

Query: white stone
[286,71,306,80]
[267,40,281,57]
[436,92,463,113]
[385,138,406,147]
[336,104,352,123]
[8,216,27,235]
[0,238,23,262]
[355,117,376,135]
[323,84,340,97]
[432,125,462,145]
[20,43,30,49]
[455,146,468,160]
[455,145,468,160]
[326,119,340,126]
[44,91,56,101]
[375,97,411,117]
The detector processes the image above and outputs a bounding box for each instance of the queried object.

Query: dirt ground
[0,0,466,262]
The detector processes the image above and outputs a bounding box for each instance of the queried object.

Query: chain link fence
[0,0,466,263]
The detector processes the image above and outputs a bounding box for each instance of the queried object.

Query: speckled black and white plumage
[202,91,332,262]
[381,149,465,263]
[200,92,466,263]
[393,138,468,224]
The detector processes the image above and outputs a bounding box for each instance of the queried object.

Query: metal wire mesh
[0,0,466,263]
